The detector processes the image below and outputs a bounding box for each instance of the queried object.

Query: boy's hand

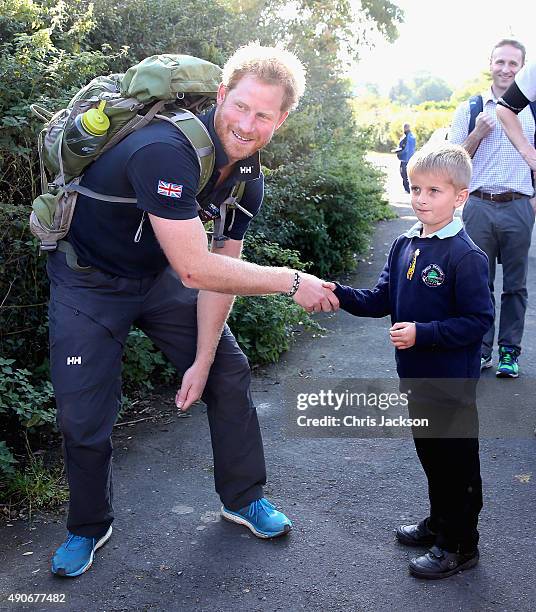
[322,282,337,291]
[389,322,416,349]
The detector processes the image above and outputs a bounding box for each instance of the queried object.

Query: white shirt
[515,61,536,102]
[449,88,534,196]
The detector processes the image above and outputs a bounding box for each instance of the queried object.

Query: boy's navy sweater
[334,226,493,379]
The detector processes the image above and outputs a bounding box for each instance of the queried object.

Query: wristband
[285,271,301,297]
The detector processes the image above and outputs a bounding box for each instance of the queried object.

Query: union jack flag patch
[157,180,183,198]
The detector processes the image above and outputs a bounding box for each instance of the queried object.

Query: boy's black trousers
[47,252,266,538]
[408,395,482,553]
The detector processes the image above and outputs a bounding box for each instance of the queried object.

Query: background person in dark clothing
[325,144,493,579]
[394,123,416,193]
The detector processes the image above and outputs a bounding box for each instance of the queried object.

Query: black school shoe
[395,519,436,547]
[409,545,479,579]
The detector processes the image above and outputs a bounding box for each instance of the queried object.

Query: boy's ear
[454,187,469,209]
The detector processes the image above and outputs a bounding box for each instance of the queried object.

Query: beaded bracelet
[285,271,301,297]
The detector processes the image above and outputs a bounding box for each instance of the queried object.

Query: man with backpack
[449,39,535,378]
[47,43,339,577]
[394,123,416,193]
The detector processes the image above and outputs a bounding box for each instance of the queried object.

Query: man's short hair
[490,39,526,64]
[407,143,472,189]
[222,42,306,112]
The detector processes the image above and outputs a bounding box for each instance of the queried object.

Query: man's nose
[237,112,256,134]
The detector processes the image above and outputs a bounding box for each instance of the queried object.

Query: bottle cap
[81,100,110,136]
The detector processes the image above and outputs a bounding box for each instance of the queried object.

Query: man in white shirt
[496,60,536,172]
[449,39,535,378]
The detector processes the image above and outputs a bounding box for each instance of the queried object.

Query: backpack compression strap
[64,108,215,202]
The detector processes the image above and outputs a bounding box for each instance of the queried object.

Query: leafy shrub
[0,357,55,482]
[229,295,321,364]
[0,358,55,429]
[0,441,18,477]
[257,145,391,277]
[122,329,176,392]
[229,236,319,363]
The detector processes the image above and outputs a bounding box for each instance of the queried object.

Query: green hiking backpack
[30,53,248,257]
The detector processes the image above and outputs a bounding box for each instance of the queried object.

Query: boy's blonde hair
[222,42,306,113]
[407,143,472,189]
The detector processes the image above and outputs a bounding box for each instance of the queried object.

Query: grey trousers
[47,252,266,538]
[462,194,535,355]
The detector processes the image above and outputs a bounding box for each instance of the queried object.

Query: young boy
[327,144,494,579]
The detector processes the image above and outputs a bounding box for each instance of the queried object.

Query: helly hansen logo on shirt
[240,166,252,174]
[66,356,82,365]
[157,180,183,198]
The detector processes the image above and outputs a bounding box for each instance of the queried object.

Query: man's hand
[474,112,495,138]
[175,361,211,412]
[389,322,416,349]
[293,273,339,312]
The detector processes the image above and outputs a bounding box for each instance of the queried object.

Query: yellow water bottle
[65,100,110,156]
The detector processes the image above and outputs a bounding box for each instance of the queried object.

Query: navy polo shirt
[67,108,263,278]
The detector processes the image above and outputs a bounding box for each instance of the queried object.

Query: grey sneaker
[480,354,492,370]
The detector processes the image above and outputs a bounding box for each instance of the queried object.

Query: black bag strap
[468,94,483,135]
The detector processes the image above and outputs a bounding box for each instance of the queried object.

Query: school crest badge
[421,264,445,287]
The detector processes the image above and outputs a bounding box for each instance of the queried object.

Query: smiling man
[449,39,535,378]
[48,43,339,578]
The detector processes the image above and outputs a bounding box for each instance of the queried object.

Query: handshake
[290,272,339,313]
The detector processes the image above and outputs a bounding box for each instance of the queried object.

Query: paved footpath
[1,153,535,611]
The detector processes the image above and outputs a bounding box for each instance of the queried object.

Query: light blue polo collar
[403,217,463,239]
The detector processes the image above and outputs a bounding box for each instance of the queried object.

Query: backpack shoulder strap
[211,181,250,249]
[155,109,215,194]
[468,94,483,135]
[529,101,536,147]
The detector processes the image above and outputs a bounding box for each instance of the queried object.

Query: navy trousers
[400,161,410,194]
[47,252,266,538]
[408,396,482,553]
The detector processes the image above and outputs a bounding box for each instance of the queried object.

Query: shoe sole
[496,370,519,378]
[480,360,492,371]
[52,526,113,578]
[409,555,479,580]
[220,507,292,539]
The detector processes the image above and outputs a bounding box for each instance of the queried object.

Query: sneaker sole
[480,360,493,370]
[220,507,292,539]
[53,526,113,578]
[496,370,519,378]
[409,554,479,580]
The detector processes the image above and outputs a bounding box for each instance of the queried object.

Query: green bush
[0,357,55,480]
[0,358,55,429]
[229,294,321,364]
[257,145,390,278]
[122,329,176,392]
[0,441,18,477]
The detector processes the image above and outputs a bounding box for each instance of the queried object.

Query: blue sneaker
[51,526,112,577]
[221,498,292,538]
[496,346,519,378]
